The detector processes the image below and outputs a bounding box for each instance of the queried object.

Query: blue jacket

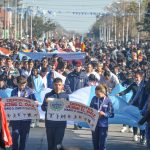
[41,90,69,128]
[11,87,36,100]
[65,70,88,94]
[10,87,36,124]
[47,71,54,89]
[90,96,114,127]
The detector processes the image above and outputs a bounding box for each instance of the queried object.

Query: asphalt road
[25,124,146,150]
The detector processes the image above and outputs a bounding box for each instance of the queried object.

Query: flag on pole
[0,98,12,148]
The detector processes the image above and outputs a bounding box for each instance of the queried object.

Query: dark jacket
[90,96,114,127]
[65,70,88,94]
[118,81,145,107]
[41,90,69,128]
[139,110,150,128]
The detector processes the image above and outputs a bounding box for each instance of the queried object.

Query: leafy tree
[30,16,56,38]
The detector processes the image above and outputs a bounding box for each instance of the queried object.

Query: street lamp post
[137,0,141,44]
[30,10,33,39]
[122,0,125,43]
[4,0,6,39]
[114,14,117,42]
[14,0,17,40]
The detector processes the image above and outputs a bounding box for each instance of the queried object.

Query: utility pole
[14,0,17,39]
[30,8,33,39]
[114,14,117,42]
[4,0,6,39]
[137,0,141,44]
[122,0,125,43]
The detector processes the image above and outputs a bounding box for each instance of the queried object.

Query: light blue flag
[34,88,52,120]
[19,52,31,60]
[69,84,145,129]
[0,88,13,98]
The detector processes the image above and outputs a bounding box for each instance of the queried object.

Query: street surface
[25,124,146,150]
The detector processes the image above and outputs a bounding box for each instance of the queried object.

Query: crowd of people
[0,37,150,150]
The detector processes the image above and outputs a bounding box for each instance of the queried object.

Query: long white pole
[20,13,22,39]
[122,1,125,43]
[114,15,117,42]
[137,0,141,44]
[25,11,28,39]
[126,16,129,43]
[14,0,17,40]
[30,12,32,39]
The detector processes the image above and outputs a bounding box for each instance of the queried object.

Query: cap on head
[75,60,82,67]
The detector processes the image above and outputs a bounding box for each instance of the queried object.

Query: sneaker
[30,122,35,128]
[133,135,138,142]
[57,144,64,150]
[73,124,79,130]
[128,127,133,133]
[121,127,127,133]
[140,137,147,145]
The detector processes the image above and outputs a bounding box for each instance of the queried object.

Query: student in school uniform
[90,84,114,150]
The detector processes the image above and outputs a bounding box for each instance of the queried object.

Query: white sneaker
[30,123,35,128]
[129,128,133,133]
[121,127,127,133]
[133,135,138,142]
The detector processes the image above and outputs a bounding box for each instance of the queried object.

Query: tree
[31,16,56,38]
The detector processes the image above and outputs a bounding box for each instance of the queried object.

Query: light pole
[122,0,125,43]
[137,0,141,44]
[4,0,6,39]
[14,0,17,40]
[114,14,117,42]
[30,8,33,39]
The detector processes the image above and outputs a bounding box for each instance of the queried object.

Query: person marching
[41,77,69,150]
[90,84,114,150]
[10,75,38,150]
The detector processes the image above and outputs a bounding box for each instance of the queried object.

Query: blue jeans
[11,121,30,150]
[92,126,108,150]
[46,127,65,150]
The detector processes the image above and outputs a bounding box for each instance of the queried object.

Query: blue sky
[24,0,115,33]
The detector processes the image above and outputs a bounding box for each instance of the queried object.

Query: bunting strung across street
[3,7,145,17]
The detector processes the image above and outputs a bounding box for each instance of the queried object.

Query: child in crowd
[90,84,114,150]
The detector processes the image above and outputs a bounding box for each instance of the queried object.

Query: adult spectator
[27,67,44,93]
[65,60,88,94]
[100,70,119,93]
[86,63,100,81]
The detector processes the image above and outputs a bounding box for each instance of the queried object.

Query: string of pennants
[4,7,150,17]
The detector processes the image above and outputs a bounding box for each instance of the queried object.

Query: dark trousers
[11,121,30,150]
[92,126,108,150]
[146,126,150,150]
[46,127,65,150]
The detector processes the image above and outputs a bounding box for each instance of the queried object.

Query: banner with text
[19,52,86,61]
[47,98,99,131]
[3,97,40,120]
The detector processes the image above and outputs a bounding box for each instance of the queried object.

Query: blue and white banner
[19,52,86,61]
[0,84,145,129]
[69,84,145,129]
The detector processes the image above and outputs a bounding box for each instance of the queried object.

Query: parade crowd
[0,37,150,150]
